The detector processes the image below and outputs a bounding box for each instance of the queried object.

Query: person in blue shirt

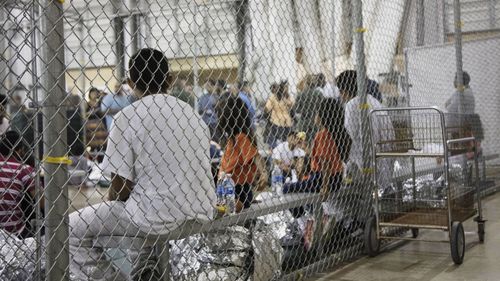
[237,81,256,125]
[197,79,220,142]
[100,80,135,130]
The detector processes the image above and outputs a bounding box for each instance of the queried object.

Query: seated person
[0,131,44,238]
[284,98,351,194]
[217,95,268,212]
[272,131,306,177]
[69,48,216,280]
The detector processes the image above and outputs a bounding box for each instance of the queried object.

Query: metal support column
[453,0,464,118]
[192,1,200,91]
[113,0,126,81]
[30,2,43,280]
[416,0,425,46]
[352,0,372,218]
[235,0,248,82]
[130,0,141,54]
[352,0,369,172]
[42,0,70,280]
[488,0,497,29]
[0,8,8,98]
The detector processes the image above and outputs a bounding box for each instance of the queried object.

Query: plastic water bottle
[224,174,236,215]
[271,165,284,197]
[216,180,226,206]
[215,173,227,216]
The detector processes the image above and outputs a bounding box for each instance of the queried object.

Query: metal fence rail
[0,0,498,280]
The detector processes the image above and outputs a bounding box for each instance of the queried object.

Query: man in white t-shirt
[69,48,216,280]
[272,131,306,174]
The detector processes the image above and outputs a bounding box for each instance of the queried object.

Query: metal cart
[364,107,485,265]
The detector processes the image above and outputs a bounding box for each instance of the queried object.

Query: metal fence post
[488,0,497,29]
[29,2,44,280]
[352,0,371,185]
[235,0,248,82]
[42,0,70,280]
[416,0,425,46]
[453,0,464,118]
[0,8,8,98]
[113,0,126,81]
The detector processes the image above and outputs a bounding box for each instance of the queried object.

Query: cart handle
[446,137,476,145]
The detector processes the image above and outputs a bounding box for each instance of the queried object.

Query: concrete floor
[312,192,500,281]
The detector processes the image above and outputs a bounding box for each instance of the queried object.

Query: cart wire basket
[364,107,485,265]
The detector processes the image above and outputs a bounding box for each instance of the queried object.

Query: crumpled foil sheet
[399,176,446,208]
[170,226,251,281]
[170,216,285,281]
[0,230,44,281]
[251,220,284,281]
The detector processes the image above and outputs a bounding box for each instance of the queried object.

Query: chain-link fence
[0,0,499,280]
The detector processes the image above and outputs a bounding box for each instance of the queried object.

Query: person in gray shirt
[445,71,475,129]
[445,71,475,114]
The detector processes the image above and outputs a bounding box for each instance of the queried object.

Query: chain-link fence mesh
[0,0,499,280]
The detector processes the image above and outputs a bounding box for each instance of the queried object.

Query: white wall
[406,37,500,158]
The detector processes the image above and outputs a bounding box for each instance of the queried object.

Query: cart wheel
[450,221,465,265]
[478,222,485,243]
[411,228,419,238]
[364,216,380,257]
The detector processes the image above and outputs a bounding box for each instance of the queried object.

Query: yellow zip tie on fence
[58,0,65,4]
[355,27,367,33]
[359,103,370,110]
[362,168,374,174]
[43,155,72,165]
[456,21,464,28]
[344,177,354,184]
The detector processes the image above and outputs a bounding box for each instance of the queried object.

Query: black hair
[0,131,23,157]
[0,94,7,107]
[238,81,249,91]
[207,79,216,86]
[336,70,358,98]
[455,71,471,86]
[316,73,326,87]
[276,80,289,101]
[216,95,255,146]
[317,98,352,162]
[129,48,170,94]
[270,83,279,93]
[216,79,227,89]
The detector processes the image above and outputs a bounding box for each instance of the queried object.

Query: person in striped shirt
[0,131,43,238]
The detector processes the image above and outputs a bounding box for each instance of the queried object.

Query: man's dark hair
[129,48,170,94]
[0,94,7,107]
[276,80,289,101]
[0,131,23,156]
[216,79,227,90]
[207,79,216,86]
[238,81,249,91]
[336,70,358,98]
[455,71,471,86]
[316,73,326,87]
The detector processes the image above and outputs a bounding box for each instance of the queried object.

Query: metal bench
[85,193,322,280]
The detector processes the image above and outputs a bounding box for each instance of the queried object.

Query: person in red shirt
[0,131,44,238]
[217,95,268,211]
[284,98,351,193]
